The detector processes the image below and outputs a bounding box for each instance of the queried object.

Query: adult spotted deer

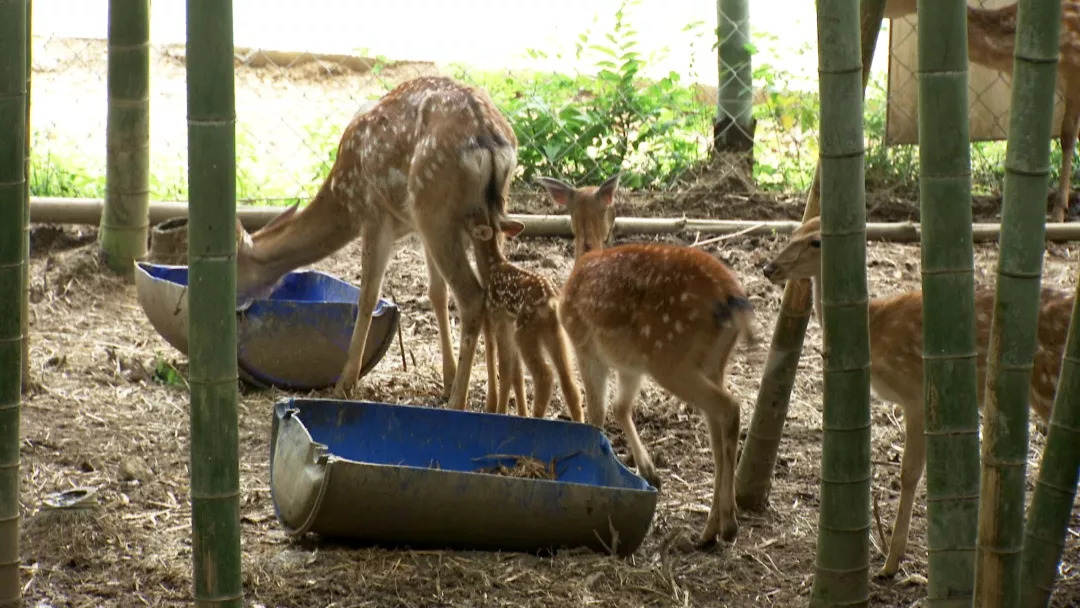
[559,243,756,547]
[235,76,517,407]
[466,214,584,422]
[762,216,1070,577]
[537,174,620,258]
[885,0,1080,221]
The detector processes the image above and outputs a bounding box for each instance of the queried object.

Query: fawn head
[762,217,822,284]
[537,173,619,259]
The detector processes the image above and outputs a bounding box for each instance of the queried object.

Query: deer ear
[500,220,526,239]
[261,202,299,232]
[596,173,621,207]
[536,176,576,207]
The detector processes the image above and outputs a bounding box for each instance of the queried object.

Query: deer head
[537,173,620,258]
[234,203,300,309]
[762,217,823,284]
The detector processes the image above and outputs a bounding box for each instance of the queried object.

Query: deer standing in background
[466,214,584,422]
[559,243,756,547]
[234,76,518,407]
[762,217,1069,577]
[885,0,1080,222]
[537,174,620,258]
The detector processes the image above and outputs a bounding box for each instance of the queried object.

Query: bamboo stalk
[1019,271,1080,607]
[810,0,873,604]
[99,0,150,274]
[735,0,887,513]
[186,1,243,606]
[917,0,981,601]
[20,0,30,389]
[0,0,27,604]
[975,0,1062,605]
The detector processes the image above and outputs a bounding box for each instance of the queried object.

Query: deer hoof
[874,564,899,580]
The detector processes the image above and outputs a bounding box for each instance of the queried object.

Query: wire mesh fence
[26,1,1045,216]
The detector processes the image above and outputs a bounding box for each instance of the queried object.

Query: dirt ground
[17,40,1080,608]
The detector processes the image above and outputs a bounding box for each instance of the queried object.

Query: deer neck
[966,4,1020,74]
[247,183,358,282]
[472,237,510,286]
[811,273,824,326]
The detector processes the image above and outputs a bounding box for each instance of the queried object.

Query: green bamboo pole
[1020,278,1080,607]
[186,1,243,606]
[735,0,886,511]
[0,0,27,604]
[713,0,755,155]
[810,0,872,605]
[974,0,1062,605]
[916,0,981,603]
[20,0,30,389]
[100,0,150,274]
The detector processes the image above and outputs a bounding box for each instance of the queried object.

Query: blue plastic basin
[270,398,659,556]
[134,262,400,390]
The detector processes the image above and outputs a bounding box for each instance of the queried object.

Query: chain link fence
[884,0,1070,199]
[27,1,1041,217]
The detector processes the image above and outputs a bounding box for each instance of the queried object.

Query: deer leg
[1053,96,1080,222]
[511,355,528,418]
[417,222,485,410]
[494,322,518,415]
[425,248,457,400]
[542,324,584,422]
[878,401,927,579]
[611,370,657,488]
[516,327,553,419]
[482,314,499,413]
[699,385,741,546]
[335,224,394,398]
[655,368,741,546]
[576,346,610,428]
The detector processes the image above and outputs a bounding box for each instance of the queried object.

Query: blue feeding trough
[134,261,399,390]
[269,398,659,556]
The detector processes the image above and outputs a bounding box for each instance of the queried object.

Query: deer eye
[810,239,821,249]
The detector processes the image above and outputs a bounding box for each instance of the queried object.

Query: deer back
[560,243,754,370]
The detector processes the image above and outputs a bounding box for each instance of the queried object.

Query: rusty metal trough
[269,398,659,556]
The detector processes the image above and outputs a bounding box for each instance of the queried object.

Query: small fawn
[537,174,620,258]
[233,77,517,407]
[559,243,756,547]
[763,216,1071,577]
[466,214,584,422]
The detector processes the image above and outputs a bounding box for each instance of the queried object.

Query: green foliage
[152,357,188,389]
[29,148,106,199]
[750,38,820,192]
[863,74,917,193]
[457,0,713,190]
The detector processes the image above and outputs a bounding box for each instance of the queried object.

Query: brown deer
[559,243,756,547]
[885,0,1080,222]
[537,174,621,258]
[234,76,518,408]
[762,216,1070,577]
[465,214,584,422]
